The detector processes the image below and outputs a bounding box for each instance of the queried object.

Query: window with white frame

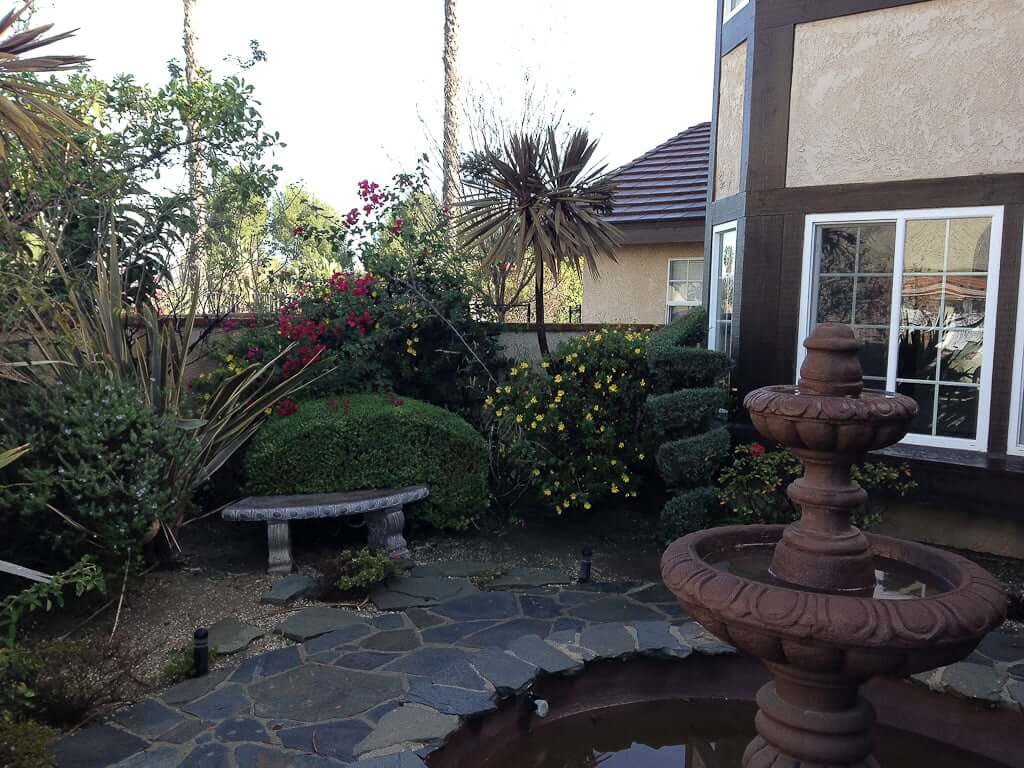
[667,257,703,323]
[708,223,737,355]
[723,0,749,23]
[798,207,1003,451]
[1007,230,1024,457]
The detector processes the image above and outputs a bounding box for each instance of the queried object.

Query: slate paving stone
[366,699,403,723]
[460,618,552,648]
[276,606,366,641]
[406,680,497,716]
[940,662,1008,703]
[158,718,211,744]
[371,613,408,630]
[355,753,428,768]
[507,634,581,674]
[432,660,489,690]
[354,704,460,757]
[653,602,689,619]
[421,619,498,644]
[207,616,264,655]
[234,745,345,767]
[489,567,571,589]
[1009,680,1024,706]
[633,620,691,658]
[278,718,373,761]
[184,685,252,721]
[161,669,230,706]
[371,576,478,610]
[361,629,422,652]
[258,645,304,677]
[409,560,494,578]
[301,623,373,654]
[335,651,402,671]
[975,631,1024,663]
[575,580,641,594]
[547,629,579,645]
[433,591,519,621]
[579,624,636,658]
[550,618,587,635]
[261,574,317,605]
[180,742,231,768]
[1008,661,1024,681]
[214,716,270,743]
[384,647,475,677]
[249,664,403,721]
[673,622,735,655]
[405,608,446,629]
[112,746,184,768]
[567,596,662,623]
[629,583,675,603]
[519,594,562,619]
[115,699,186,739]
[470,647,537,692]
[555,590,603,606]
[54,725,148,768]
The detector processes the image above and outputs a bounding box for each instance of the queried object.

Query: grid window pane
[668,305,691,321]
[948,218,991,272]
[817,276,854,323]
[853,276,892,325]
[853,327,889,380]
[939,330,983,383]
[901,275,942,328]
[713,229,736,355]
[904,220,946,272]
[819,226,858,273]
[936,386,979,439]
[897,329,939,381]
[942,276,987,328]
[897,381,937,436]
[859,224,896,273]
[669,260,687,281]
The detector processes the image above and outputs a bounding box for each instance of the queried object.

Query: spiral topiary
[644,309,731,540]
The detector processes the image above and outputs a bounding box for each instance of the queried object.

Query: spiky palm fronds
[0,3,89,161]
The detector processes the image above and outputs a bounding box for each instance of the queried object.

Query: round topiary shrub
[243,395,487,530]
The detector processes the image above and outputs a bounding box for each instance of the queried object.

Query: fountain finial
[797,323,864,396]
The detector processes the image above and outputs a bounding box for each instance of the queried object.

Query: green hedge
[244,395,487,530]
[655,427,731,489]
[660,487,719,541]
[647,309,730,392]
[645,388,729,437]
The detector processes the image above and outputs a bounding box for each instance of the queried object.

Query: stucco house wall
[582,243,704,325]
[786,0,1024,188]
[714,41,746,200]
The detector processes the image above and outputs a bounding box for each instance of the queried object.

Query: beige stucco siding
[714,42,747,200]
[787,0,1024,188]
[582,243,704,325]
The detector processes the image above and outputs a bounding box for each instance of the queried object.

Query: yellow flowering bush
[485,328,651,516]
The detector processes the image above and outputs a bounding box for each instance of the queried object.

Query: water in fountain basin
[707,543,951,599]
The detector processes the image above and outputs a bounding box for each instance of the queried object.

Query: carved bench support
[366,505,411,560]
[267,521,293,574]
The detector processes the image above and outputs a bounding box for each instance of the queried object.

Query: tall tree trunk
[535,260,549,356]
[182,0,208,299]
[441,0,459,215]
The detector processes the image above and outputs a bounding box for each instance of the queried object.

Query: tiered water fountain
[662,323,1007,767]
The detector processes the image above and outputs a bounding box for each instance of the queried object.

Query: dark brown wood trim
[746,174,1024,217]
[988,204,1024,453]
[720,0,753,54]
[708,193,746,226]
[618,221,705,246]
[706,0,726,206]
[757,0,935,30]
[745,23,794,192]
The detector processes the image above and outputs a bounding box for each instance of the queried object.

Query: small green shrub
[485,328,652,516]
[647,310,730,392]
[161,644,195,686]
[660,487,719,540]
[644,388,728,437]
[244,395,488,530]
[0,558,105,647]
[0,375,183,568]
[0,718,55,768]
[718,443,916,528]
[655,428,731,489]
[325,548,398,592]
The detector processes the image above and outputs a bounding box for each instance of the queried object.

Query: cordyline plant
[458,127,621,355]
[2,235,325,538]
[0,2,89,162]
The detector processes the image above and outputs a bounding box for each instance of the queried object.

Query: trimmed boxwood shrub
[243,395,487,530]
[660,487,719,541]
[645,388,729,437]
[655,428,731,488]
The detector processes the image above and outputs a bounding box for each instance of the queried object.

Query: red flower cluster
[279,312,327,343]
[389,218,404,236]
[245,346,263,362]
[223,318,240,331]
[345,208,360,226]
[292,225,305,236]
[282,343,325,378]
[750,442,767,457]
[391,398,405,407]
[329,272,376,297]
[274,399,299,417]
[346,310,375,336]
[358,179,384,215]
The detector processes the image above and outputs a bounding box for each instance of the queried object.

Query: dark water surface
[481,700,1004,768]
[708,543,951,598]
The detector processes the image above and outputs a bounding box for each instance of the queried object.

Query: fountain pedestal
[662,324,1006,767]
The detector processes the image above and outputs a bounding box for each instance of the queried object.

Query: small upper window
[723,0,749,23]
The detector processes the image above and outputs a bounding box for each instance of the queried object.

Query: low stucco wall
[786,0,1024,187]
[582,242,704,325]
[714,41,746,200]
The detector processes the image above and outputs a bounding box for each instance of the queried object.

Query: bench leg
[366,505,411,560]
[267,521,293,574]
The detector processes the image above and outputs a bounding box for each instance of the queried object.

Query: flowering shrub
[485,328,652,516]
[718,442,916,528]
[244,395,487,530]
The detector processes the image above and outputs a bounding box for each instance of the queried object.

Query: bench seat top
[222,485,429,522]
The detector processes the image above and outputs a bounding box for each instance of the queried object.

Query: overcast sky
[46,1,715,212]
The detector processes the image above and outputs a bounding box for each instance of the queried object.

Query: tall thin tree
[441,0,459,214]
[182,0,208,291]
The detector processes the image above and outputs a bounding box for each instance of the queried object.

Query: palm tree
[441,0,459,214]
[0,3,88,162]
[182,0,208,292]
[459,128,621,355]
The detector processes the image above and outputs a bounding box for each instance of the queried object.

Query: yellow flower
[541,361,550,369]
[554,480,560,487]
[413,337,419,342]
[593,382,601,390]
[407,348,417,356]
[530,396,539,405]
[543,488,552,496]
[515,414,524,424]
[411,322,418,329]
[495,409,504,417]
[571,492,578,500]
[583,501,592,510]
[578,365,586,373]
[558,422,565,431]
[606,374,613,383]
[532,468,541,477]
[592,405,600,412]
[485,396,494,406]
[610,483,620,494]
[554,374,563,383]
[599,425,606,433]
[621,473,630,483]
[594,334,602,342]
[263,406,272,415]
[618,442,625,449]
[557,390,565,398]
[640,379,646,388]
[585,413,593,422]
[609,384,619,393]
[519,361,530,370]
[634,348,642,354]
[610,459,618,466]
[536,413,544,421]
[639,453,646,460]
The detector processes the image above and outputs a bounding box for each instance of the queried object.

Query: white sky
[46,1,715,213]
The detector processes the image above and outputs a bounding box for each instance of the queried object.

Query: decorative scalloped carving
[744,386,918,424]
[661,526,1006,676]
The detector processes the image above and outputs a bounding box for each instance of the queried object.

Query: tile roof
[606,122,710,225]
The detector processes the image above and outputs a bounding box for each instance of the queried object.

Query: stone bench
[222,486,429,574]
